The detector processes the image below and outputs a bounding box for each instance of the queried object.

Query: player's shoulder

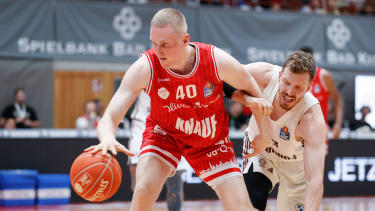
[300,104,326,131]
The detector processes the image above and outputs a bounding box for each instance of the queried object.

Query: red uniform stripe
[140,148,178,168]
[202,167,241,182]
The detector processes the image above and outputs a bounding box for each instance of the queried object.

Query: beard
[279,92,297,111]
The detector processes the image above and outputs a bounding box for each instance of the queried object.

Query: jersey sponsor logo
[158,78,170,82]
[279,126,290,141]
[199,158,238,175]
[259,158,266,167]
[203,81,214,97]
[295,202,304,211]
[193,94,221,109]
[158,87,169,100]
[267,167,273,174]
[163,103,190,112]
[153,125,167,135]
[313,84,321,94]
[175,114,217,139]
[271,139,279,148]
[265,147,298,160]
[206,144,232,158]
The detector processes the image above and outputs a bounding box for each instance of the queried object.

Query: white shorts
[128,120,189,171]
[247,154,306,210]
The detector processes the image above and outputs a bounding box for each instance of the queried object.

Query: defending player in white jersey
[230,51,326,211]
[128,91,189,211]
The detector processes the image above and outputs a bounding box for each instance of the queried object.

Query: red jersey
[143,42,228,148]
[310,67,329,123]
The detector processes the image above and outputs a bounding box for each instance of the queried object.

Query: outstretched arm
[297,104,326,210]
[214,48,272,115]
[87,55,150,156]
[322,69,343,139]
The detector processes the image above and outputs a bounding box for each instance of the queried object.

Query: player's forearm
[333,97,344,128]
[243,73,263,98]
[231,90,258,109]
[96,114,119,143]
[253,111,271,140]
[304,177,323,211]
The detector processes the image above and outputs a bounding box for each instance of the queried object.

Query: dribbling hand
[84,139,135,157]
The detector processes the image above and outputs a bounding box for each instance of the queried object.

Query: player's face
[278,67,311,110]
[150,25,187,69]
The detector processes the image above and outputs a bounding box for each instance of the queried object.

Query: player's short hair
[282,51,316,81]
[151,8,187,34]
[299,46,314,55]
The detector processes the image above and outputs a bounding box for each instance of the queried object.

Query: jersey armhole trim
[211,45,222,83]
[143,53,154,95]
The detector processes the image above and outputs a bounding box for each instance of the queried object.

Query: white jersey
[243,66,319,173]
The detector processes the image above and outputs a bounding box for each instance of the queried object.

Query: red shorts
[139,124,241,188]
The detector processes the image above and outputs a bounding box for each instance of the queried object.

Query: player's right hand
[245,97,272,116]
[84,139,135,157]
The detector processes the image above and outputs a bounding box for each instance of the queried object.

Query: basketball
[70,151,122,202]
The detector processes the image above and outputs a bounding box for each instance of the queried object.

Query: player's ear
[307,83,312,92]
[183,33,190,45]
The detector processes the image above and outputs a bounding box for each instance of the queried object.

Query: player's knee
[249,189,268,211]
[133,179,160,198]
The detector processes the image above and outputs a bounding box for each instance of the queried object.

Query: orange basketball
[70,151,122,202]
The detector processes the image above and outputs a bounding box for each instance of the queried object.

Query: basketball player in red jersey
[300,47,343,140]
[86,8,272,211]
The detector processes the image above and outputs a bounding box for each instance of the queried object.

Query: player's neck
[169,45,196,75]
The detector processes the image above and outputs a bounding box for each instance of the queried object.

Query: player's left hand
[243,137,269,159]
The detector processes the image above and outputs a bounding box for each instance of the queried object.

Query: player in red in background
[86,8,272,211]
[300,46,344,140]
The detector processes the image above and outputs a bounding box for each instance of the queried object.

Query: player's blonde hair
[151,8,188,35]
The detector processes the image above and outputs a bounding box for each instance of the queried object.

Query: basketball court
[2,197,375,211]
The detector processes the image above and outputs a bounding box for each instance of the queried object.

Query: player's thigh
[140,127,183,176]
[135,156,170,193]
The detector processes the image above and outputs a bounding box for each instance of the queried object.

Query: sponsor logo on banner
[327,18,351,49]
[279,126,290,141]
[328,157,375,182]
[113,7,142,40]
